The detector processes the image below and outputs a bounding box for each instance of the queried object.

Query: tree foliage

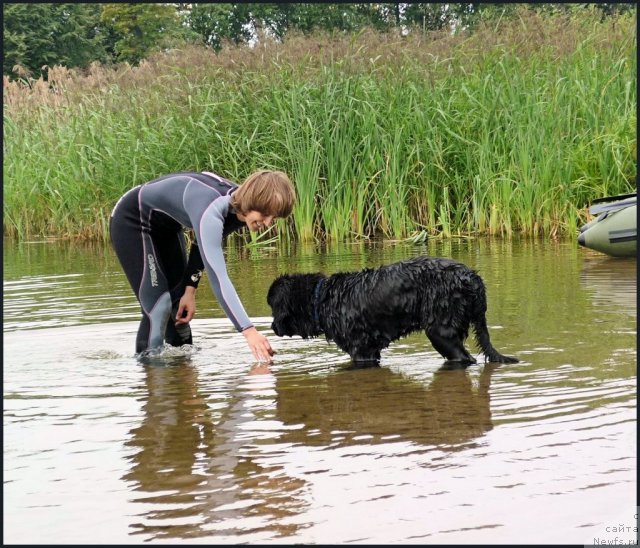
[100,3,186,64]
[3,2,636,77]
[3,3,107,77]
[182,3,253,50]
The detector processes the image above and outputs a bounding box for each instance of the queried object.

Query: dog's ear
[267,275,293,307]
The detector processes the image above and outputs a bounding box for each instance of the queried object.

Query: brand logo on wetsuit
[147,254,159,287]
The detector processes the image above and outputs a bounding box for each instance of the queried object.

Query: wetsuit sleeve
[184,239,204,288]
[195,200,253,332]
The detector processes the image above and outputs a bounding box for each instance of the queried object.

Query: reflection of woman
[123,360,306,541]
[109,170,296,360]
[123,360,211,496]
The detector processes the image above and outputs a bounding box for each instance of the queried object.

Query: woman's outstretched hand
[176,286,197,325]
[242,326,275,363]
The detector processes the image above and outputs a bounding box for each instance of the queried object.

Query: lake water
[3,237,637,544]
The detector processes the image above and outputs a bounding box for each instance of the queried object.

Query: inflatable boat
[578,193,636,257]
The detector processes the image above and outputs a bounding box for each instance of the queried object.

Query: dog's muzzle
[271,321,281,336]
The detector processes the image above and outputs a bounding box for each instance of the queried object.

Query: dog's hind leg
[426,328,476,365]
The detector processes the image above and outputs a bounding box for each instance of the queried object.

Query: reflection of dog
[276,364,499,448]
[267,256,518,366]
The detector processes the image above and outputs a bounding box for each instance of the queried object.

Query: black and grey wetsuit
[109,171,251,353]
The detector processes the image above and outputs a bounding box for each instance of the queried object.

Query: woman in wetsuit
[109,169,296,362]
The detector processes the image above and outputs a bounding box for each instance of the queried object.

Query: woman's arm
[195,199,274,361]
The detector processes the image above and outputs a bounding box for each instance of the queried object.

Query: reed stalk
[3,9,636,242]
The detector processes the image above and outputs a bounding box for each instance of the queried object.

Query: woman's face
[240,210,275,232]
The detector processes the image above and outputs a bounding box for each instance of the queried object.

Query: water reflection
[123,359,308,541]
[122,356,503,540]
[580,256,636,317]
[3,238,636,544]
[276,364,498,450]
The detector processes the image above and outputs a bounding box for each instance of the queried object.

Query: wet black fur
[267,256,518,366]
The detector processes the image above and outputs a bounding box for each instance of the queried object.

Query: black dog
[267,256,518,366]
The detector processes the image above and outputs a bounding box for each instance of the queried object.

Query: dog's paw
[485,353,519,364]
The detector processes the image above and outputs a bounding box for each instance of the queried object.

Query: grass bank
[3,8,636,242]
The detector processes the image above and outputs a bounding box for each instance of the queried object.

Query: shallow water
[3,238,637,544]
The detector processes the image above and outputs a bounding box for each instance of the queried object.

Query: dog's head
[267,273,325,339]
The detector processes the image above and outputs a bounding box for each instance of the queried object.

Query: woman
[109,169,296,362]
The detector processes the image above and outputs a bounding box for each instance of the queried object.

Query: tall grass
[3,8,636,242]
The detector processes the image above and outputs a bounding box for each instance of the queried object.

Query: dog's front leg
[348,347,382,366]
[332,332,383,366]
[350,356,381,367]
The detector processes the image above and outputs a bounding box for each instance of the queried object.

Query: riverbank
[3,8,636,242]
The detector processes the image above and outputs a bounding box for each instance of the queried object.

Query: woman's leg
[109,188,173,354]
[154,229,193,347]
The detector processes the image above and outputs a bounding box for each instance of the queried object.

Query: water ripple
[3,242,636,544]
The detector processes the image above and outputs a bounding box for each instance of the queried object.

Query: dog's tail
[470,275,519,364]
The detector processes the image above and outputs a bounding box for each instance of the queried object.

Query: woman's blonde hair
[231,170,296,217]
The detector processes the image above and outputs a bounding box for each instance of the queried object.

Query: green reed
[3,8,636,242]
